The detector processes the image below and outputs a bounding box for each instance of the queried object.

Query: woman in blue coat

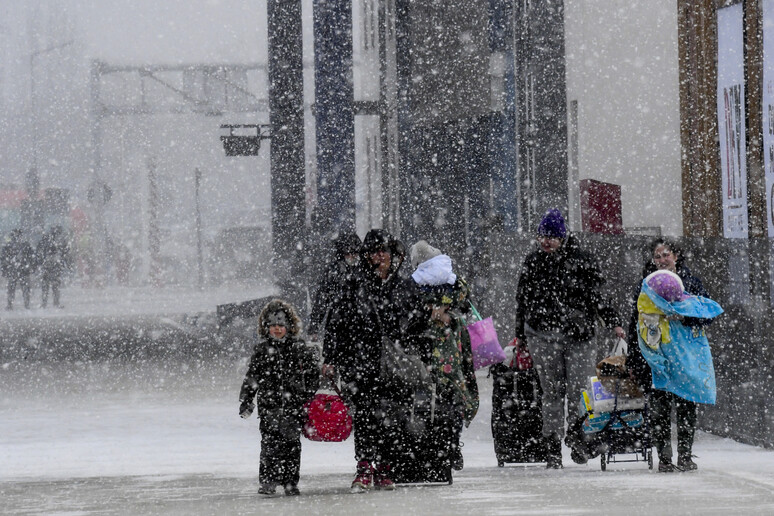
[626,238,720,472]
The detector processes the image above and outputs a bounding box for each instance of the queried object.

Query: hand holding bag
[516,342,534,371]
[502,337,534,370]
[467,302,506,370]
[596,338,642,399]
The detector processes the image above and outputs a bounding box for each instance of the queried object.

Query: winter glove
[239,400,255,419]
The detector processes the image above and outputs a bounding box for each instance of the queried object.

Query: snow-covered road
[2,356,774,516]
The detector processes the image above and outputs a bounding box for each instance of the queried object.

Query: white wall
[565,0,683,235]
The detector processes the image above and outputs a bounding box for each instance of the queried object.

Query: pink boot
[373,463,395,490]
[351,461,373,491]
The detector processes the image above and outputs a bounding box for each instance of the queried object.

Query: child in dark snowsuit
[239,299,320,496]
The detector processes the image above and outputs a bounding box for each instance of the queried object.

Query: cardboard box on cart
[588,376,645,414]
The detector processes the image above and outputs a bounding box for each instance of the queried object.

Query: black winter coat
[1,237,36,279]
[323,263,426,388]
[239,335,320,416]
[626,263,710,389]
[36,232,72,278]
[514,235,621,341]
[308,259,359,336]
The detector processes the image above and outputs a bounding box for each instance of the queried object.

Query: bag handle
[321,373,344,397]
[468,301,483,322]
[610,337,628,357]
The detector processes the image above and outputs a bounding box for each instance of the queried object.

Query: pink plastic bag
[467,310,505,370]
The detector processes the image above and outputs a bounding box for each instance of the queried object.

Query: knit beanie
[537,208,567,239]
[409,240,442,269]
[362,229,392,254]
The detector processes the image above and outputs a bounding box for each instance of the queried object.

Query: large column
[396,0,491,263]
[313,0,356,238]
[267,0,306,306]
[678,0,721,237]
[395,0,415,243]
[488,0,519,232]
[516,1,569,229]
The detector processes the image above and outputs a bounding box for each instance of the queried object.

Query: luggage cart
[594,383,652,471]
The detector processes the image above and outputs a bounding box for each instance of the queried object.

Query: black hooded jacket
[239,299,320,414]
[37,226,72,278]
[323,230,425,386]
[308,233,362,336]
[1,231,36,279]
[514,235,621,341]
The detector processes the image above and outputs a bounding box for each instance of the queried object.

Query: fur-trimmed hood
[257,298,302,338]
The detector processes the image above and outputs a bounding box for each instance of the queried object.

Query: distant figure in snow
[1,229,36,310]
[36,225,72,308]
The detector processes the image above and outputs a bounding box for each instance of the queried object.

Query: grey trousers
[525,324,598,439]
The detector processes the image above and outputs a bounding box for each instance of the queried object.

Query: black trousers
[259,412,303,486]
[41,274,62,307]
[349,384,398,465]
[6,275,30,309]
[649,390,697,461]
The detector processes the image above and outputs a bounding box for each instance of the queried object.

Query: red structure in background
[580,178,624,234]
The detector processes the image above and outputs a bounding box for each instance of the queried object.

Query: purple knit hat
[537,209,567,239]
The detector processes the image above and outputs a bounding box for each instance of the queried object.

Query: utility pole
[30,40,74,172]
[194,167,204,290]
[147,158,160,287]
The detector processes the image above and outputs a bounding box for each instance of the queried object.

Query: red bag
[302,394,353,442]
[504,337,534,370]
[516,345,534,371]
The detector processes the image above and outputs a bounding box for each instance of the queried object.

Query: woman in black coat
[307,232,362,340]
[322,229,425,491]
[626,238,711,473]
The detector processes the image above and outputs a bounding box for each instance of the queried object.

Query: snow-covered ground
[2,286,774,515]
[0,283,273,319]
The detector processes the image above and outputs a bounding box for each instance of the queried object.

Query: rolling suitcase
[389,387,455,484]
[490,362,547,466]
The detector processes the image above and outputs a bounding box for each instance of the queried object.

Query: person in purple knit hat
[514,208,625,468]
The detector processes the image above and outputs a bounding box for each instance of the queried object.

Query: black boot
[258,482,278,495]
[658,458,675,473]
[450,441,464,471]
[677,453,697,471]
[545,434,563,469]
